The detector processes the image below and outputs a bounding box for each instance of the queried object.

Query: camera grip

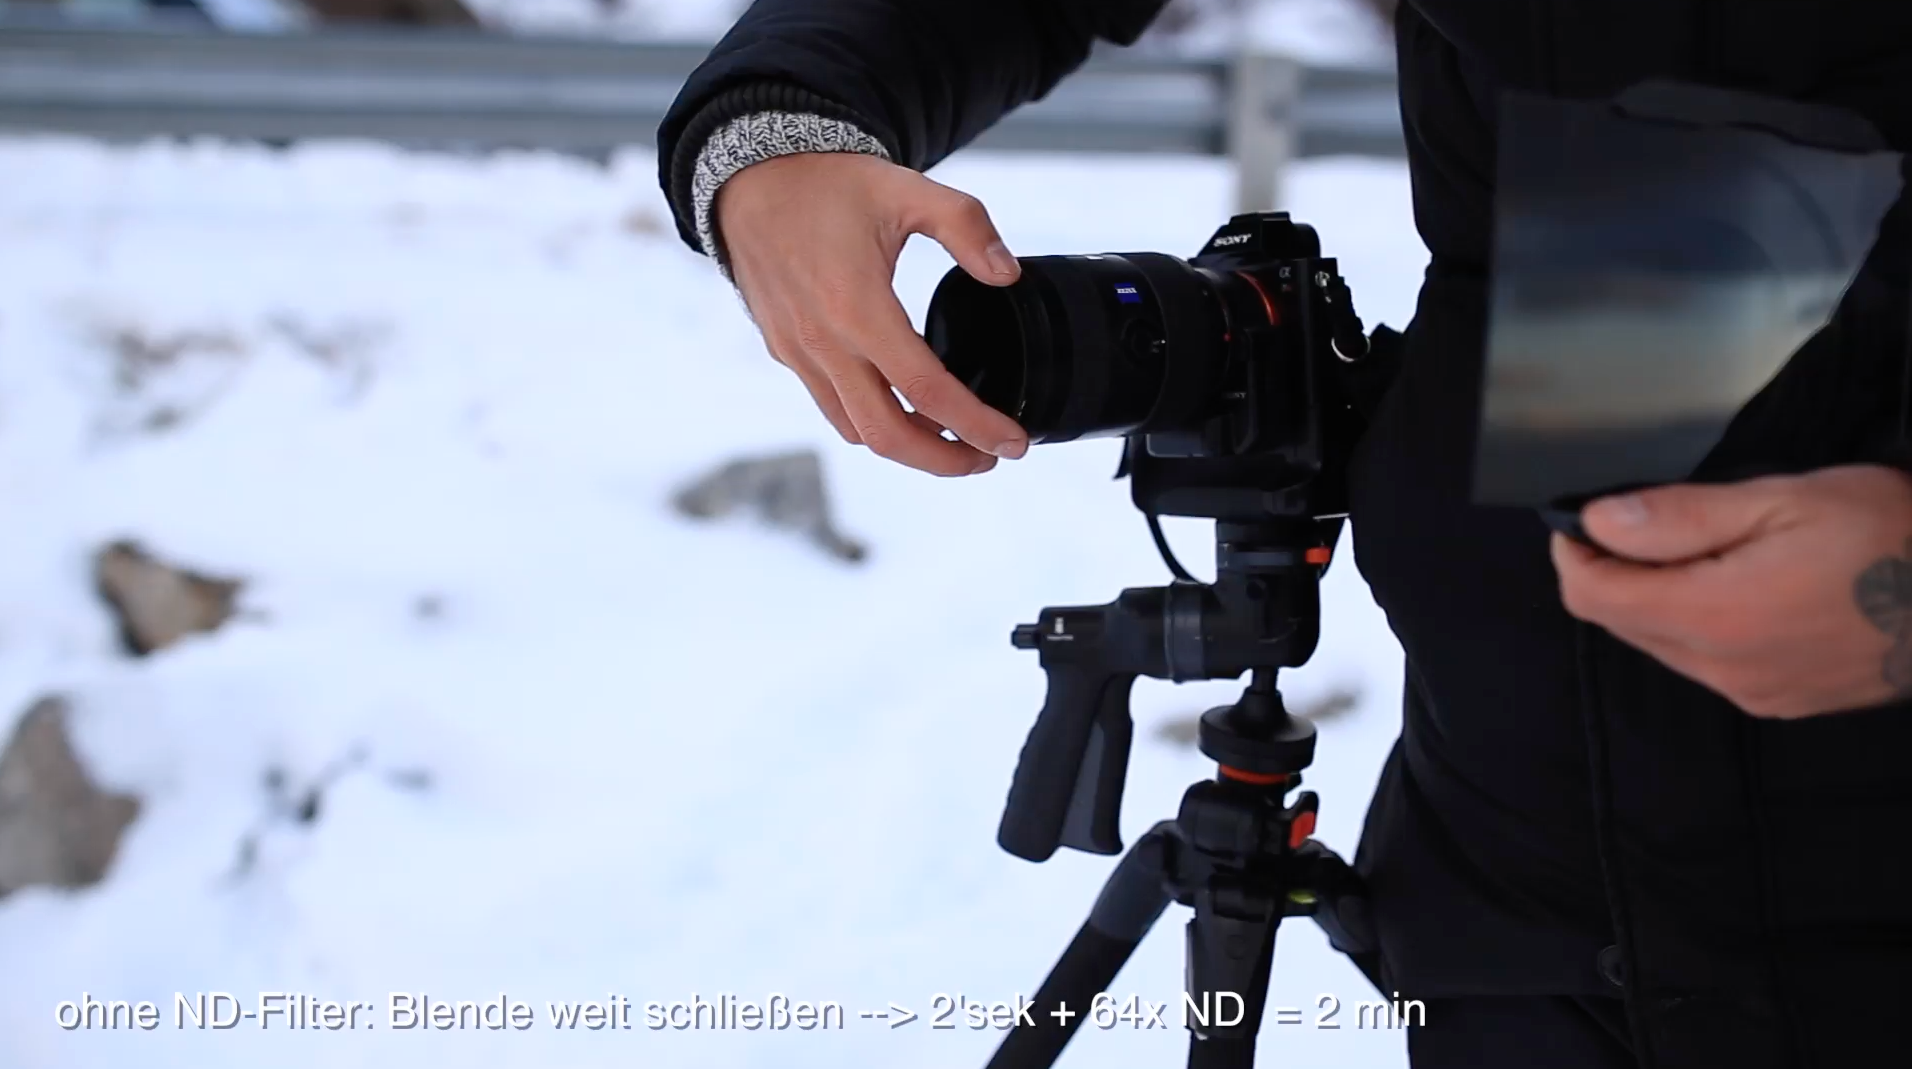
[997,668,1137,863]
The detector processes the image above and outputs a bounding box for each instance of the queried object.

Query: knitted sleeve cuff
[691,111,892,269]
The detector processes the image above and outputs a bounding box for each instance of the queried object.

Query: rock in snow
[0,697,141,899]
[93,541,245,656]
[671,448,869,564]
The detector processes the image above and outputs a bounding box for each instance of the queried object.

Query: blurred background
[0,0,1398,48]
[0,1,1427,1067]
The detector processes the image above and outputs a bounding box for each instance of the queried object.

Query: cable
[1147,512,1198,583]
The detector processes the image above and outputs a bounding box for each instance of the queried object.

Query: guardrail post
[1228,49,1302,214]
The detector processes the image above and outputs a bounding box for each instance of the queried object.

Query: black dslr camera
[924,213,1391,1069]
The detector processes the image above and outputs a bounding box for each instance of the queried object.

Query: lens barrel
[925,253,1236,444]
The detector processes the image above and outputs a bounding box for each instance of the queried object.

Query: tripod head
[985,451,1384,1069]
[1000,509,1334,863]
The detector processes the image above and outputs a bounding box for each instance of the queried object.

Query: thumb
[907,177,1022,287]
[1581,480,1784,563]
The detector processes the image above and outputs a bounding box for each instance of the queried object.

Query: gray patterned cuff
[691,111,892,268]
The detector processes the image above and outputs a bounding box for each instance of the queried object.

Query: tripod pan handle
[998,668,1137,862]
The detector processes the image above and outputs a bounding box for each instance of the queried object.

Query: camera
[921,213,1389,1069]
[926,211,1376,524]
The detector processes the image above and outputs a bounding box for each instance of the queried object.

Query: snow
[0,135,1426,1069]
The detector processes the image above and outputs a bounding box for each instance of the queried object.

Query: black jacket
[659,3,1912,1066]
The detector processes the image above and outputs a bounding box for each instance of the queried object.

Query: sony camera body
[928,211,1377,528]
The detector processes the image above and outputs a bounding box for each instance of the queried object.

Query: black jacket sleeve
[656,0,1168,251]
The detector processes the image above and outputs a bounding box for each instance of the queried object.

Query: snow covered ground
[0,135,1425,1069]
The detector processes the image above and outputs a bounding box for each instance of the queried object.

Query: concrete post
[1228,50,1302,214]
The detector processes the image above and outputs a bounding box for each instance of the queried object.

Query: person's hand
[715,152,1030,476]
[1551,464,1912,718]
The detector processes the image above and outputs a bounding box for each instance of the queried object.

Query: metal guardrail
[0,15,1403,211]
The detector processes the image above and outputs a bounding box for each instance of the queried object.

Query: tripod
[983,517,1380,1069]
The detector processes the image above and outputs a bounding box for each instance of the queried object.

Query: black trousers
[1408,996,1636,1069]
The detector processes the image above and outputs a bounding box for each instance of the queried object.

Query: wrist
[662,81,896,259]
[692,112,892,270]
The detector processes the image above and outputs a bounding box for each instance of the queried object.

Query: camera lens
[923,267,1038,424]
[925,253,1233,444]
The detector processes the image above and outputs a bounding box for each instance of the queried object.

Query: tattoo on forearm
[1855,538,1912,696]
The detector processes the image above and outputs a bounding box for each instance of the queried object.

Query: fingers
[827,357,998,477]
[1552,534,1680,628]
[1549,533,1740,653]
[846,292,1028,459]
[906,177,1023,289]
[1581,478,1791,564]
[764,333,860,444]
[717,153,1026,476]
[781,290,998,474]
[764,282,1001,474]
[904,411,998,473]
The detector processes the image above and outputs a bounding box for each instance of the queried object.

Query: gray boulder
[671,449,868,564]
[0,696,141,899]
[94,540,244,656]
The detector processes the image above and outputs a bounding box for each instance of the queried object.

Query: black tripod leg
[986,824,1177,1069]
[1188,1035,1258,1069]
[1181,877,1282,1069]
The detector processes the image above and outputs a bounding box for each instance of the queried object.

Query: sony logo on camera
[1208,233,1253,248]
